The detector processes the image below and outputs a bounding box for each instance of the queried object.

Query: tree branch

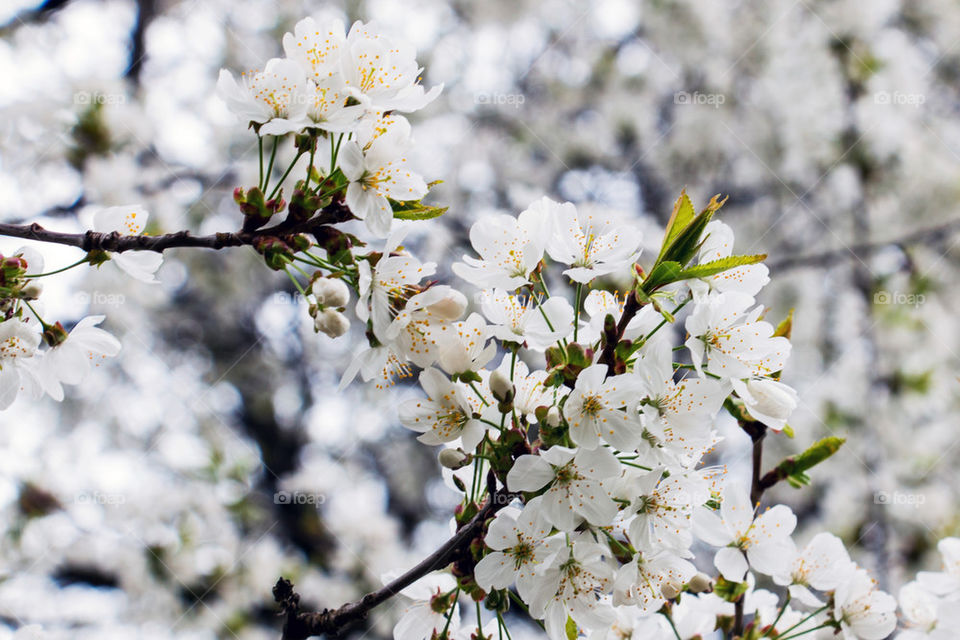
[274,479,512,639]
[767,217,960,272]
[0,204,352,254]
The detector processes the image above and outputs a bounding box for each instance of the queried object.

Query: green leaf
[656,189,696,264]
[774,309,794,339]
[658,193,729,268]
[389,198,448,220]
[764,437,845,490]
[714,575,749,602]
[566,616,579,640]
[641,261,683,292]
[677,254,767,280]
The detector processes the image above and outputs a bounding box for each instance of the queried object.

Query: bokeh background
[1,0,958,637]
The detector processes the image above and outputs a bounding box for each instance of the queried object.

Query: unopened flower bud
[314,308,349,338]
[21,282,43,300]
[546,406,561,428]
[660,581,682,600]
[745,378,798,423]
[426,290,467,321]
[312,277,350,308]
[688,573,713,593]
[438,448,470,469]
[489,369,514,403]
[42,322,68,348]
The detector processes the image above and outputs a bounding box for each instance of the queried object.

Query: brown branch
[597,291,642,371]
[0,204,352,255]
[767,217,960,272]
[275,480,513,639]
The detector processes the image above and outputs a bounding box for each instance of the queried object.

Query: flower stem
[25,256,89,278]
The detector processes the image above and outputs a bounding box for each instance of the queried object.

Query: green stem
[25,256,89,278]
[573,282,583,342]
[258,135,264,189]
[22,299,49,329]
[263,138,279,193]
[268,152,305,201]
[283,268,308,298]
[776,605,828,637]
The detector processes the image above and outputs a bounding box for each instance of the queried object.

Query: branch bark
[0,204,351,254]
[275,480,512,639]
[767,217,960,272]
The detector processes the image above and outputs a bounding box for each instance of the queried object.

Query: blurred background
[0,0,958,637]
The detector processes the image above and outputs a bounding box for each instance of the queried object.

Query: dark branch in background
[0,0,72,32]
[767,216,960,272]
[125,0,157,83]
[275,477,514,639]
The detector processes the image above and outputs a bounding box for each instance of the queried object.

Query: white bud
[489,369,514,402]
[745,379,798,421]
[21,283,43,299]
[660,581,681,600]
[688,573,712,593]
[314,308,350,338]
[546,406,561,427]
[438,448,469,469]
[312,278,350,308]
[426,289,467,321]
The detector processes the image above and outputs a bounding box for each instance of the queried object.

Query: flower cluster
[0,204,165,408]
[218,16,440,237]
[361,190,899,640]
[4,12,956,640]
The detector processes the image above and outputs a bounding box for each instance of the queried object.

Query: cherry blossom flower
[434,312,496,377]
[282,16,347,81]
[772,532,855,606]
[356,228,437,340]
[216,58,311,136]
[694,479,796,581]
[507,446,621,531]
[898,581,960,640]
[340,21,442,113]
[545,200,642,283]
[612,549,696,613]
[479,289,573,350]
[474,503,555,597]
[685,291,790,379]
[389,571,459,640]
[452,198,552,290]
[0,319,41,409]
[831,567,897,640]
[526,536,617,640]
[917,537,960,597]
[631,339,727,452]
[399,367,486,450]
[25,315,120,402]
[338,116,427,237]
[619,467,695,556]
[563,363,644,451]
[92,205,163,282]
